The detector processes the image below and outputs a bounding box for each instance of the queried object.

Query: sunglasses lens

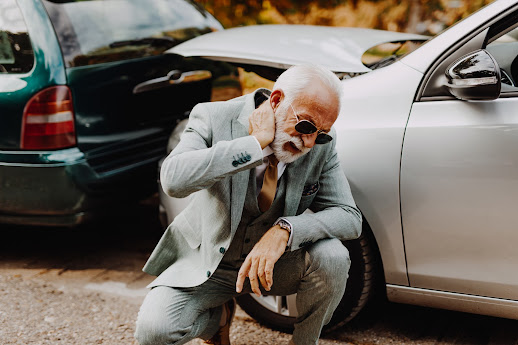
[294,120,317,134]
[315,133,333,144]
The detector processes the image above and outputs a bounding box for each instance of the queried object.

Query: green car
[0,0,228,226]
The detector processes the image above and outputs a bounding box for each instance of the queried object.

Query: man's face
[271,82,339,164]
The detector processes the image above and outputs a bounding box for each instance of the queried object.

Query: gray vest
[220,168,287,269]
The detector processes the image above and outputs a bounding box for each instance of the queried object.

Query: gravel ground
[0,274,138,345]
[2,270,518,345]
[0,272,349,345]
[1,201,517,345]
[0,272,340,345]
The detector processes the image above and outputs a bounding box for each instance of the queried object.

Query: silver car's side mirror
[445,49,501,101]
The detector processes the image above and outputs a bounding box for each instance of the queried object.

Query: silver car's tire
[236,224,381,333]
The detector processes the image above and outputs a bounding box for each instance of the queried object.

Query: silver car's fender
[335,61,424,286]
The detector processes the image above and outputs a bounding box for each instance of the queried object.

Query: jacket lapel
[284,157,306,216]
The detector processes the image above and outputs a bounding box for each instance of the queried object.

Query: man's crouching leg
[135,286,223,345]
[293,238,351,345]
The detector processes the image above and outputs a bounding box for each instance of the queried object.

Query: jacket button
[219,247,225,254]
[206,271,211,277]
[232,160,238,167]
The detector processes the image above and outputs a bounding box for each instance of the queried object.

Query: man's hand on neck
[249,100,276,150]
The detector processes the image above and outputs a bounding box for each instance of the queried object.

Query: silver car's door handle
[133,70,212,94]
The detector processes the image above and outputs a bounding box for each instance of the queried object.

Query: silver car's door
[401,19,518,300]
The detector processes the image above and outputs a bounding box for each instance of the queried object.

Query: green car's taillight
[21,86,76,150]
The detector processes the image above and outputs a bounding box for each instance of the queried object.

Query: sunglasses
[289,104,333,144]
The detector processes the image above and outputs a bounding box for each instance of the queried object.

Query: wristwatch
[275,219,292,234]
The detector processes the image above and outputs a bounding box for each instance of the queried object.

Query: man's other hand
[249,100,275,149]
[236,225,289,296]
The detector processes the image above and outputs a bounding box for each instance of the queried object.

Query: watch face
[279,220,291,232]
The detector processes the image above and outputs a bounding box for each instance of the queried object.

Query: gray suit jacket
[144,89,362,287]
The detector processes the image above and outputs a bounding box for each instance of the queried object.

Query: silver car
[159,0,518,332]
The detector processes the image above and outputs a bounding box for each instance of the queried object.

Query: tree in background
[197,0,494,34]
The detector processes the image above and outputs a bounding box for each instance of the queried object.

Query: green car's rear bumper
[0,147,158,226]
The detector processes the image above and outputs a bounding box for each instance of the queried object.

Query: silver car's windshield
[362,39,427,70]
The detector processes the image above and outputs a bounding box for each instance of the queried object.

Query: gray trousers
[135,238,350,345]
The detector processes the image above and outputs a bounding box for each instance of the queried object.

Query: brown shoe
[204,298,236,345]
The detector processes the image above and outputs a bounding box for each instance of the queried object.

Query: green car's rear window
[0,0,34,74]
[42,0,222,68]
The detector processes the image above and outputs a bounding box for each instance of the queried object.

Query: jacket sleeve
[160,102,263,198]
[283,137,362,250]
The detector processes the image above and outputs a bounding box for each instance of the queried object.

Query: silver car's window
[486,26,518,89]
[485,9,518,93]
[0,0,34,74]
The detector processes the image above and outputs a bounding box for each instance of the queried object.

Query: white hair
[273,64,342,110]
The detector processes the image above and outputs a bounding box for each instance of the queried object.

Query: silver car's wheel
[236,224,381,333]
[250,294,298,317]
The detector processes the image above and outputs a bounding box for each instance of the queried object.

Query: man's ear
[269,89,283,112]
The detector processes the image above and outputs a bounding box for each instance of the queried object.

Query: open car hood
[167,25,428,73]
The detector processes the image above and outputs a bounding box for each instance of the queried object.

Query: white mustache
[271,110,311,163]
[289,136,305,151]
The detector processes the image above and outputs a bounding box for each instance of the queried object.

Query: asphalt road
[1,198,517,345]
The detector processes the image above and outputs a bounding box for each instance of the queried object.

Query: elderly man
[135,64,362,345]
